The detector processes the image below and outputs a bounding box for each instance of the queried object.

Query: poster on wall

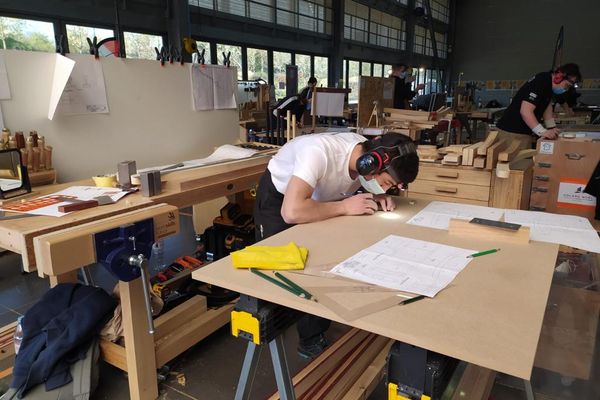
[55,54,109,116]
[190,64,237,111]
[48,54,76,120]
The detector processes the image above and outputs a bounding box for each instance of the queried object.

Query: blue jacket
[11,283,116,398]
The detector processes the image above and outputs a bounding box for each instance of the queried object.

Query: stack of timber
[439,144,469,166]
[454,130,523,171]
[268,328,393,400]
[0,321,17,379]
[417,145,442,162]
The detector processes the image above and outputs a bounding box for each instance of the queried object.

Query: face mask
[552,87,567,95]
[359,175,386,195]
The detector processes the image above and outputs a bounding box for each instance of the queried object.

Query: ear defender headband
[553,71,565,84]
[356,142,417,177]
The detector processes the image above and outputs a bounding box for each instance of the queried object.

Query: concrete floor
[1,247,600,400]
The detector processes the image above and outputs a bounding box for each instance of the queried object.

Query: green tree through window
[0,16,54,52]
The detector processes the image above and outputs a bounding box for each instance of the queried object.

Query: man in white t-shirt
[254,131,419,358]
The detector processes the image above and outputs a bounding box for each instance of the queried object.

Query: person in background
[390,64,425,109]
[272,93,308,128]
[496,63,582,149]
[299,76,318,111]
[254,132,419,358]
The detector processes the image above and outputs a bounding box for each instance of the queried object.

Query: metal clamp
[128,253,155,334]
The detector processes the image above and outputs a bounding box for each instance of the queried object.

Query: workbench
[192,197,562,398]
[455,108,505,142]
[0,154,273,399]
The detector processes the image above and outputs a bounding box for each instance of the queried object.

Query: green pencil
[250,268,304,298]
[468,248,501,258]
[401,295,426,305]
[274,272,315,301]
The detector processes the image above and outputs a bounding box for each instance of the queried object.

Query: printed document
[407,201,504,230]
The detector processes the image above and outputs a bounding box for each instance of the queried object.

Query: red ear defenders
[553,71,565,84]
[356,142,416,176]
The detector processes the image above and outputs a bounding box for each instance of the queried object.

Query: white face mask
[359,175,386,195]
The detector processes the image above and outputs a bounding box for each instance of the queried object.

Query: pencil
[468,248,500,258]
[400,295,426,305]
[274,272,316,301]
[250,268,303,298]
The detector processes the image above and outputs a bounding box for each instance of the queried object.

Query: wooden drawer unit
[530,138,599,219]
[410,179,490,202]
[417,164,492,187]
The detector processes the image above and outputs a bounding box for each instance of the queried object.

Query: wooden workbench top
[193,196,559,380]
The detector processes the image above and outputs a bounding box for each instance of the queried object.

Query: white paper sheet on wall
[312,92,345,117]
[330,235,475,297]
[190,64,237,111]
[48,54,76,120]
[56,54,109,116]
[0,53,11,100]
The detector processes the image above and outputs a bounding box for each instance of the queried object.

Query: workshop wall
[0,50,239,182]
[452,0,600,106]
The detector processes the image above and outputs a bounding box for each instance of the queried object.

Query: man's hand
[373,194,395,212]
[416,83,425,90]
[543,128,560,140]
[342,193,378,216]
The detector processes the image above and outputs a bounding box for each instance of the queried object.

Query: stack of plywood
[268,328,393,400]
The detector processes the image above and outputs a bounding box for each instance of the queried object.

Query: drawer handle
[435,186,458,194]
[565,153,585,160]
[436,172,459,179]
[534,175,549,181]
[530,206,546,211]
[532,187,548,193]
[538,162,552,168]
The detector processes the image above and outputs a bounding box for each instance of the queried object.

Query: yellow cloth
[231,242,308,270]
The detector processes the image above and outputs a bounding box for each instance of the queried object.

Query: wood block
[498,140,521,162]
[100,339,128,372]
[442,154,462,165]
[485,139,508,170]
[477,130,499,155]
[473,156,486,169]
[448,219,530,244]
[341,340,394,400]
[154,295,207,341]
[438,144,469,154]
[462,142,484,166]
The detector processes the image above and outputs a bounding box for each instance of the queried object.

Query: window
[190,0,333,35]
[216,43,243,79]
[247,48,268,82]
[195,40,211,63]
[66,24,113,55]
[373,64,382,77]
[342,59,347,89]
[344,0,369,43]
[360,62,371,77]
[0,16,55,52]
[313,56,328,87]
[273,51,291,100]
[384,64,393,77]
[416,0,449,24]
[369,9,406,50]
[347,60,359,103]
[295,53,311,88]
[414,25,447,59]
[124,31,163,60]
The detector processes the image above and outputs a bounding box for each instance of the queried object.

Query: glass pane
[314,56,328,87]
[295,53,311,89]
[189,0,214,9]
[361,62,371,77]
[195,40,211,64]
[124,31,163,60]
[342,59,347,88]
[0,16,55,52]
[348,60,359,103]
[384,64,393,77]
[217,43,243,79]
[273,51,292,100]
[373,64,382,78]
[66,24,113,55]
[247,47,268,82]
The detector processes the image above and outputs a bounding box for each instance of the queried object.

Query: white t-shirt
[268,132,367,202]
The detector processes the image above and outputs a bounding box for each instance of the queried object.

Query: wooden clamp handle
[435,186,458,194]
[436,172,459,179]
[58,200,99,213]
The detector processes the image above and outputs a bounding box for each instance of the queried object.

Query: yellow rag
[231,242,308,270]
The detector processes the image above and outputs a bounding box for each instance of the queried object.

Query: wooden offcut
[498,140,521,162]
[485,140,508,170]
[448,219,530,244]
[462,142,484,166]
[476,130,499,155]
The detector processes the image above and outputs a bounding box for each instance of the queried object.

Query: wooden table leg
[121,278,158,400]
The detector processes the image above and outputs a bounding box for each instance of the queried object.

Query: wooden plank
[154,296,208,342]
[498,140,521,162]
[448,219,530,244]
[33,204,180,278]
[0,367,13,380]
[267,328,368,400]
[100,339,128,372]
[442,154,462,165]
[462,142,484,166]
[473,156,486,169]
[178,162,267,191]
[476,130,499,155]
[154,303,234,367]
[120,278,159,400]
[341,340,394,400]
[451,364,497,400]
[485,140,508,170]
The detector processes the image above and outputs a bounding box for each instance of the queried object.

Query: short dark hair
[363,133,419,184]
[393,64,408,70]
[308,76,317,84]
[556,63,582,82]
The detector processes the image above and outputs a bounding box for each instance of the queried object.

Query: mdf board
[530,138,600,220]
[193,197,559,380]
[357,77,394,128]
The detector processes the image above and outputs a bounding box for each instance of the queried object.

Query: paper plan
[407,201,505,230]
[0,186,129,217]
[0,53,11,100]
[312,92,345,117]
[48,54,76,120]
[191,64,237,111]
[56,55,109,116]
[330,235,475,297]
[504,209,600,253]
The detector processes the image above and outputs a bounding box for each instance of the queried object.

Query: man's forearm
[281,198,345,224]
